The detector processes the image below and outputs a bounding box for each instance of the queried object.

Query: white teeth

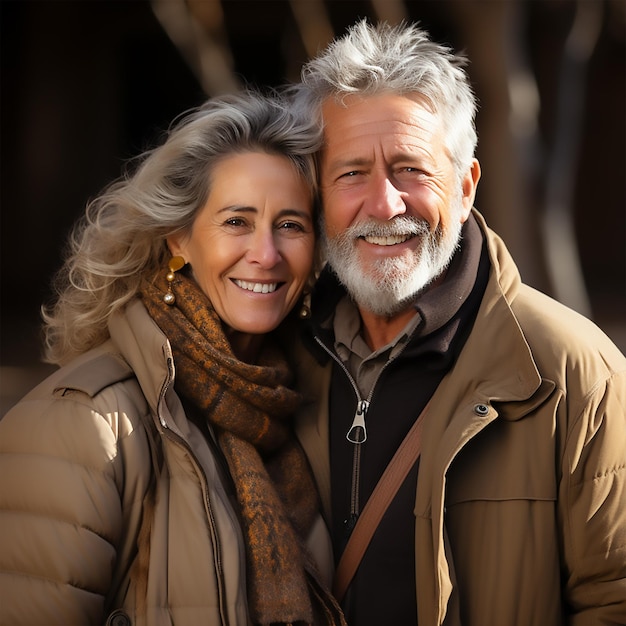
[364,234,411,246]
[234,280,278,293]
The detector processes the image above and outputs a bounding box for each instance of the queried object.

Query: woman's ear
[166,234,186,258]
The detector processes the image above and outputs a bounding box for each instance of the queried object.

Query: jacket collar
[108,299,185,433]
[451,210,553,419]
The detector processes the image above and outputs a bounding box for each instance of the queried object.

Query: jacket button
[474,403,490,416]
[106,610,132,626]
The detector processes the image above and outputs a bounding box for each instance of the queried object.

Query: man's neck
[359,273,447,351]
[359,306,418,352]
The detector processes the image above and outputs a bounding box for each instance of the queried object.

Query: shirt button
[474,403,490,416]
[106,610,132,626]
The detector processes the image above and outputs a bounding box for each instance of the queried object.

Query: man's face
[320,93,479,317]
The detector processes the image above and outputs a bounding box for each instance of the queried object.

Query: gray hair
[43,89,322,365]
[291,20,478,177]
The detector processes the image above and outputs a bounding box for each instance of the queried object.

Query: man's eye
[335,170,362,183]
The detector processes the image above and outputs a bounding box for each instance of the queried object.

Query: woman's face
[168,152,315,336]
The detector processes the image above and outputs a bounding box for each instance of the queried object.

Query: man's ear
[460,158,481,222]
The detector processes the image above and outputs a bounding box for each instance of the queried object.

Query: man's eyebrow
[324,156,372,173]
[324,152,427,173]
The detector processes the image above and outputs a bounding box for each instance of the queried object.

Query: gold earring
[164,256,185,305]
[299,292,311,319]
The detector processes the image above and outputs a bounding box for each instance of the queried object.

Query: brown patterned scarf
[141,272,345,626]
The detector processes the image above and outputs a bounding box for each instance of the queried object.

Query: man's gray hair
[291,20,478,176]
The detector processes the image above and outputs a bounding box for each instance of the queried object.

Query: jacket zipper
[313,335,408,545]
[157,357,230,626]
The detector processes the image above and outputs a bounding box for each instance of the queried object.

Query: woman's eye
[224,217,247,227]
[277,220,304,232]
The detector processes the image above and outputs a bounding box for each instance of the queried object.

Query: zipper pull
[346,399,369,443]
[342,512,360,549]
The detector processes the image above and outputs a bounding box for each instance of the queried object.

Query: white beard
[322,200,465,317]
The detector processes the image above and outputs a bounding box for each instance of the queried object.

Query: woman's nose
[245,228,282,267]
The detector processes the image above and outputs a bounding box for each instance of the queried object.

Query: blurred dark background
[1,0,625,414]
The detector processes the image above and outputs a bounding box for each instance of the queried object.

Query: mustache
[344,216,431,239]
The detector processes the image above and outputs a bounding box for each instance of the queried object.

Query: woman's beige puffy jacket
[0,300,284,625]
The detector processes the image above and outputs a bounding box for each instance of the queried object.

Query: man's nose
[365,175,406,220]
[246,228,282,267]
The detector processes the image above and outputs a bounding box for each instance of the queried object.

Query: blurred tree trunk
[448,0,550,292]
[539,0,602,317]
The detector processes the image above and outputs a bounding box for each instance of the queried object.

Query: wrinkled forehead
[321,93,443,150]
[323,91,437,127]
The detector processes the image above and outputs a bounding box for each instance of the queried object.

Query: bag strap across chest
[332,402,429,603]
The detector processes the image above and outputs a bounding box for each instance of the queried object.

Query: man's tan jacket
[294,212,626,625]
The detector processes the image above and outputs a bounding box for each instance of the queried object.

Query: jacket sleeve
[0,380,152,625]
[560,369,626,626]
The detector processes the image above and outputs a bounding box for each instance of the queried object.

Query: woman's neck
[225,328,264,363]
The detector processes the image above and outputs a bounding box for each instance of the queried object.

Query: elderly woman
[0,90,344,626]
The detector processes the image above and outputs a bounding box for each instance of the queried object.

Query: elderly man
[291,20,626,626]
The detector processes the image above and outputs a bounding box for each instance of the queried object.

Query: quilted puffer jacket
[0,300,331,626]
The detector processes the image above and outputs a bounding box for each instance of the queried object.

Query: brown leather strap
[332,403,429,603]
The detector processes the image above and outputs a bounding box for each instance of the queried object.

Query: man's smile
[361,233,413,246]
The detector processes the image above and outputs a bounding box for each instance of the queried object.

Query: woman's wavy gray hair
[43,89,322,365]
[290,19,478,178]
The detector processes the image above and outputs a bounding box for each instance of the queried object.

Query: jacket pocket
[445,415,557,505]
